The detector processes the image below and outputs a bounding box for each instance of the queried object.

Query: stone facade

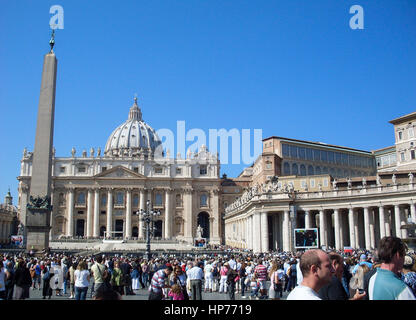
[224,112,416,252]
[18,102,222,245]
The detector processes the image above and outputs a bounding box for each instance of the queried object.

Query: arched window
[283,162,290,175]
[315,166,321,175]
[292,163,298,175]
[300,164,306,176]
[308,165,314,176]
[322,167,328,174]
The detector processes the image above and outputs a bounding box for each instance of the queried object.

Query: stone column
[354,210,360,248]
[379,206,386,239]
[410,203,416,224]
[363,207,371,250]
[86,189,93,238]
[385,208,391,237]
[334,209,341,250]
[253,211,262,253]
[304,210,311,229]
[183,189,194,243]
[164,189,172,239]
[139,189,145,239]
[283,210,290,252]
[261,211,269,252]
[348,208,355,248]
[394,205,401,238]
[319,210,326,248]
[211,189,220,244]
[93,189,100,237]
[67,189,74,237]
[400,207,408,239]
[106,189,113,236]
[370,209,376,249]
[248,215,253,250]
[125,189,132,239]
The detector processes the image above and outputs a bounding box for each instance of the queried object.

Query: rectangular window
[336,153,342,165]
[200,165,207,175]
[102,167,107,172]
[176,167,182,174]
[133,195,139,207]
[328,151,334,163]
[313,149,321,161]
[323,178,328,187]
[133,167,138,173]
[116,192,124,205]
[100,195,107,207]
[290,145,298,158]
[310,179,315,188]
[321,151,328,162]
[398,131,403,140]
[60,166,66,173]
[409,128,414,138]
[401,153,405,162]
[411,150,415,160]
[77,211,84,215]
[154,167,163,174]
[282,144,290,157]
[301,180,307,188]
[298,147,306,160]
[101,210,106,215]
[78,167,86,173]
[155,193,163,206]
[306,148,313,160]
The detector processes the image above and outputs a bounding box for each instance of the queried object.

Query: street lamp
[136,199,161,260]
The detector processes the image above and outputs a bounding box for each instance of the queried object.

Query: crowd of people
[0,236,415,301]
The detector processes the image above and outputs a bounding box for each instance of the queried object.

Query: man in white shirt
[287,249,334,300]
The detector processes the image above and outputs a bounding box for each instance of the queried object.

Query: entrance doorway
[197,212,210,238]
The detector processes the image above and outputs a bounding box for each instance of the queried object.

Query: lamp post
[136,199,161,260]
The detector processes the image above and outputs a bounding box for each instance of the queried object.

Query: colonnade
[231,202,416,252]
[51,187,220,244]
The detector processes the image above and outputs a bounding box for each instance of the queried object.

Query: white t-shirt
[74,270,90,288]
[286,285,321,300]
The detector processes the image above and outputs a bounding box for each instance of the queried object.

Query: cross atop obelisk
[25,30,58,252]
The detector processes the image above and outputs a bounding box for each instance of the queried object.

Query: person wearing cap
[401,255,416,296]
[352,254,372,274]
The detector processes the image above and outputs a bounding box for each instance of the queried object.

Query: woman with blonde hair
[74,260,90,300]
[268,260,281,300]
[349,263,370,296]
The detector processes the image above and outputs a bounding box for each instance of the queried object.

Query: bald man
[287,249,334,300]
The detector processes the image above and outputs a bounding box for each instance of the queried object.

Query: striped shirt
[150,269,167,293]
[368,268,416,300]
[254,264,268,281]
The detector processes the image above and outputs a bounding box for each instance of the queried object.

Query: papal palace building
[223,112,416,252]
[16,104,416,251]
[18,98,222,245]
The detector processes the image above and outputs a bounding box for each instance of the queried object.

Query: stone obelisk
[26,32,57,252]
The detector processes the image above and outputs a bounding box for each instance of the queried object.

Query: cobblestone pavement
[23,281,289,300]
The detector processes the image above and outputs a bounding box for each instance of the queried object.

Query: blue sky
[1,0,416,203]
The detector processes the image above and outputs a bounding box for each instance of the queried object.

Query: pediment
[93,166,146,179]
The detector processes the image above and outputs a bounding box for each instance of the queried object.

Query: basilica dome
[104,97,162,157]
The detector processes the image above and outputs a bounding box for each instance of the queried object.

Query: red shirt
[254,264,267,281]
